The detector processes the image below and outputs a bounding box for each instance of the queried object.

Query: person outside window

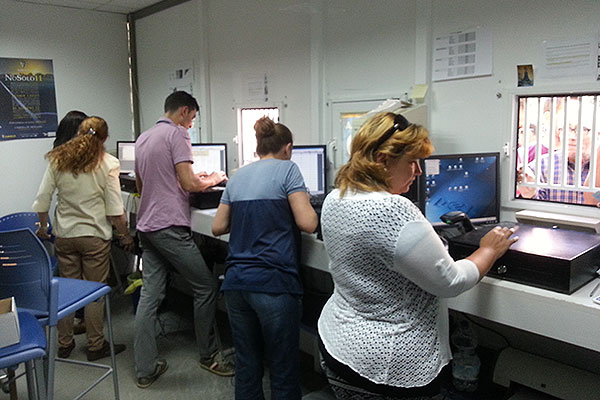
[518,123,591,203]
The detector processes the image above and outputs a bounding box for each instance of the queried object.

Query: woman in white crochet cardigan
[317,112,518,400]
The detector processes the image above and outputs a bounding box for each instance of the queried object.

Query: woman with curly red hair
[33,116,131,361]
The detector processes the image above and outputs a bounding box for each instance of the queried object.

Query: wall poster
[0,57,58,141]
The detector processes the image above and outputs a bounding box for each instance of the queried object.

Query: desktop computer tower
[448,224,600,294]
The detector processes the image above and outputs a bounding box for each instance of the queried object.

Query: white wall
[428,0,600,219]
[133,0,600,220]
[4,0,597,217]
[323,0,416,100]
[430,0,600,152]
[135,0,416,167]
[0,0,133,215]
[207,0,313,163]
[135,1,203,136]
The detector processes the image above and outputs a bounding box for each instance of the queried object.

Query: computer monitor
[291,145,327,196]
[424,152,500,226]
[402,171,425,212]
[117,141,136,174]
[190,143,228,175]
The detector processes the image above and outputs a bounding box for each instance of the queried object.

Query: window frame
[234,104,282,168]
[506,87,600,216]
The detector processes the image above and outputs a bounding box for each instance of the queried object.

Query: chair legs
[25,358,47,400]
[0,359,47,400]
[45,294,120,400]
[105,296,120,400]
[6,368,18,400]
[26,361,36,399]
[46,325,58,400]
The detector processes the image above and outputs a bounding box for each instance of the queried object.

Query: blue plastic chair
[0,212,59,275]
[0,228,120,400]
[0,311,47,400]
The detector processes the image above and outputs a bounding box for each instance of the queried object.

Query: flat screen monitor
[402,170,425,212]
[291,145,327,196]
[117,141,136,174]
[424,152,500,226]
[190,143,228,175]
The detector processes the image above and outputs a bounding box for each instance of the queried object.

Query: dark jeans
[225,290,302,400]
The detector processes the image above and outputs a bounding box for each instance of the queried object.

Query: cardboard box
[0,297,20,348]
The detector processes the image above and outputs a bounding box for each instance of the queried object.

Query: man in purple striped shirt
[518,124,591,204]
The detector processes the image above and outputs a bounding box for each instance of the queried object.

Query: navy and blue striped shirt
[220,159,307,295]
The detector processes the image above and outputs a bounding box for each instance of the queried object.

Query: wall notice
[432,27,492,82]
[540,38,596,79]
[0,57,58,141]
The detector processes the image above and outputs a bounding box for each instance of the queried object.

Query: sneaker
[136,359,168,389]
[199,351,235,377]
[86,340,126,361]
[57,339,76,358]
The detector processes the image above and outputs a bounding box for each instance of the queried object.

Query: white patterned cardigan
[317,189,480,388]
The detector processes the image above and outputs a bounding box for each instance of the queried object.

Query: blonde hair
[46,116,108,176]
[335,112,434,196]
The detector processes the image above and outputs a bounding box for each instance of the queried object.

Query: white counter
[193,208,600,354]
[191,207,329,273]
[122,192,600,354]
[448,276,600,353]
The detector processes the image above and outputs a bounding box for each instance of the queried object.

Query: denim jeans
[225,290,302,400]
[134,227,217,378]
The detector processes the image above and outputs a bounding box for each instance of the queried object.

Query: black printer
[448,223,600,294]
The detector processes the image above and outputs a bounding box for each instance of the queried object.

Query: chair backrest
[0,212,53,235]
[0,228,58,326]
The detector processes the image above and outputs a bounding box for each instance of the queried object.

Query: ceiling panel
[13,0,164,14]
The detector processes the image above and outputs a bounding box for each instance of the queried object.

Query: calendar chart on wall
[432,27,492,82]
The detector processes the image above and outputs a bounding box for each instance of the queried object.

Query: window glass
[515,94,599,206]
[238,107,279,166]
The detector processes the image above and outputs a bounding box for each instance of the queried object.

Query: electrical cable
[460,312,511,351]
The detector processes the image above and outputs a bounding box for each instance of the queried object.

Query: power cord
[461,312,511,351]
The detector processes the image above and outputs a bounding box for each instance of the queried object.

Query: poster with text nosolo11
[0,57,58,141]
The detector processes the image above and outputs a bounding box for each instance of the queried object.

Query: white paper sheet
[540,37,596,79]
[433,27,492,82]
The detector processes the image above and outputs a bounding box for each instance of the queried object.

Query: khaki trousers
[55,236,110,352]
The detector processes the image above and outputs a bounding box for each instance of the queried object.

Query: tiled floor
[6,290,331,399]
